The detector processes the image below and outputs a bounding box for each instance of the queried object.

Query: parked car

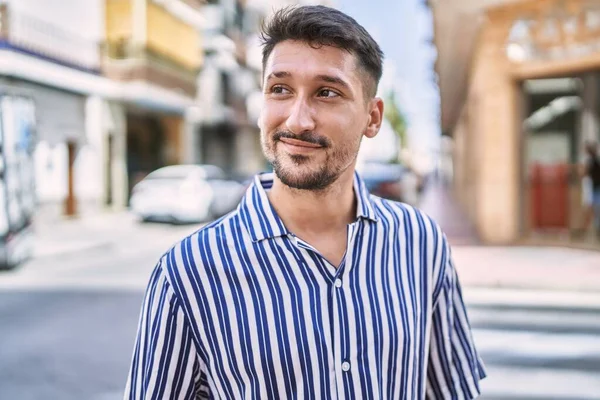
[130,164,246,224]
[357,162,421,205]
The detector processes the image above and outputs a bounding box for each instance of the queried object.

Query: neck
[267,168,357,235]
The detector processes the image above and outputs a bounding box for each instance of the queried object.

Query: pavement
[453,246,600,292]
[418,182,600,296]
[31,211,139,259]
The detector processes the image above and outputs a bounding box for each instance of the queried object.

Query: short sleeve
[426,243,486,399]
[124,260,210,399]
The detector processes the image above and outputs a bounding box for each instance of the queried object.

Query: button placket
[332,222,360,396]
[330,272,344,398]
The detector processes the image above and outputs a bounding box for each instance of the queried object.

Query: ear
[364,97,384,139]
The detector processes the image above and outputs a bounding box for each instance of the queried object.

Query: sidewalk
[418,181,600,296]
[453,245,600,292]
[31,211,138,258]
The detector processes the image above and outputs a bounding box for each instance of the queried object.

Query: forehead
[264,40,361,84]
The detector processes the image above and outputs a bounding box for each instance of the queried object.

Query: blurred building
[196,0,336,178]
[0,0,203,221]
[429,0,600,245]
[196,0,265,178]
[103,0,204,201]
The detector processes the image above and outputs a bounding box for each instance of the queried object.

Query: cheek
[260,102,288,131]
[326,110,367,144]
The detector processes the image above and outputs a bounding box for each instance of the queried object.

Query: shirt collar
[239,172,379,243]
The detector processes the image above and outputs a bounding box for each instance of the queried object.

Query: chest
[188,234,437,399]
[294,230,348,268]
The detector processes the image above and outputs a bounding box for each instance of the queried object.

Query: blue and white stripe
[125,172,486,399]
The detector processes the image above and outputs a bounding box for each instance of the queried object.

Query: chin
[274,165,338,191]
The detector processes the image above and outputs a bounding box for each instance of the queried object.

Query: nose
[285,98,316,134]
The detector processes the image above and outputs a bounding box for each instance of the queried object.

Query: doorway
[125,113,165,199]
[521,77,581,236]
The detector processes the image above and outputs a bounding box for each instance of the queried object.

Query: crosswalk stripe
[469,304,600,400]
[478,366,600,400]
[468,307,600,333]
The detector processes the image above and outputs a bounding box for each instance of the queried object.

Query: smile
[279,137,323,149]
[278,137,324,155]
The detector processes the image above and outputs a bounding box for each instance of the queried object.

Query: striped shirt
[125,172,486,399]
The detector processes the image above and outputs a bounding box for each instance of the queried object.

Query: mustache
[273,130,331,147]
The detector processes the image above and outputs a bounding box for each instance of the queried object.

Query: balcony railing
[101,38,197,77]
[0,6,100,72]
[100,38,198,97]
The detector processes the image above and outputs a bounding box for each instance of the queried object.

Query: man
[580,141,600,237]
[125,6,486,399]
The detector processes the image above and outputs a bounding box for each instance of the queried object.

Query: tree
[384,91,408,152]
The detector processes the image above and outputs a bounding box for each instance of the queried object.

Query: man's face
[260,40,381,191]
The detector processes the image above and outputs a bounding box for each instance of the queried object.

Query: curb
[463,286,600,310]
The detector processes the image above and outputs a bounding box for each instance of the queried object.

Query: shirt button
[334,279,342,288]
[341,361,351,372]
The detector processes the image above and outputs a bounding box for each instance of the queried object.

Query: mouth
[278,137,323,149]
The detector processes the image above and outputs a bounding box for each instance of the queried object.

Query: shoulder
[158,211,244,287]
[371,195,445,241]
[370,195,449,281]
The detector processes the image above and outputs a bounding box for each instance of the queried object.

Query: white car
[130,165,246,223]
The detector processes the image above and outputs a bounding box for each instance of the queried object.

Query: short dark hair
[260,5,384,98]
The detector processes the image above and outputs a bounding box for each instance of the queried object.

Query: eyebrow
[264,71,352,92]
[314,74,351,92]
[265,71,291,81]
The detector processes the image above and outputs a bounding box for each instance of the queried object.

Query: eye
[318,89,340,98]
[270,85,291,95]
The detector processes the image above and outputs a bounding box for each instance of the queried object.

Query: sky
[338,0,441,154]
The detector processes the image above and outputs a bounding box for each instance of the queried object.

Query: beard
[271,154,338,191]
[262,130,358,191]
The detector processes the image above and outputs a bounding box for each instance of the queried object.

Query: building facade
[430,0,600,247]
[0,0,203,221]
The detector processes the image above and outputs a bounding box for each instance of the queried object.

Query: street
[472,303,600,400]
[0,216,599,400]
[0,216,200,400]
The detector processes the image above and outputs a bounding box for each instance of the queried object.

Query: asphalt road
[0,221,598,400]
[473,304,600,400]
[0,220,197,400]
[0,289,143,400]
